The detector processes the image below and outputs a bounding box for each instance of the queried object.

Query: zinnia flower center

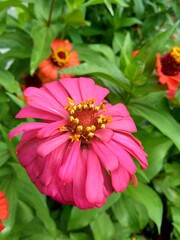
[170,46,180,63]
[160,46,180,76]
[51,48,69,67]
[64,98,112,146]
[23,74,42,88]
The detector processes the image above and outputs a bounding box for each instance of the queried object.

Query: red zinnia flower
[0,191,8,232]
[156,46,180,99]
[38,39,80,81]
[9,77,148,209]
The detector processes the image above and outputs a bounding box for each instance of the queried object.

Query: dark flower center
[51,48,69,67]
[23,74,42,88]
[160,46,180,76]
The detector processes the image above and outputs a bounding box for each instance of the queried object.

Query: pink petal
[104,140,137,174]
[37,132,70,157]
[38,154,57,186]
[107,116,137,132]
[102,168,113,197]
[56,182,74,205]
[111,165,131,192]
[16,106,61,121]
[85,149,105,204]
[58,141,81,183]
[24,87,67,118]
[33,154,47,178]
[77,77,96,102]
[37,120,67,138]
[25,162,36,183]
[44,81,69,106]
[91,140,119,171]
[113,132,148,169]
[106,103,130,117]
[60,78,82,104]
[17,137,40,167]
[9,122,47,139]
[93,85,109,105]
[16,130,39,151]
[73,148,93,209]
[95,128,114,142]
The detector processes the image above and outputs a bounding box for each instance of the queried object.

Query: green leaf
[135,130,173,180]
[0,142,10,167]
[125,22,180,85]
[125,183,163,233]
[0,123,17,160]
[133,0,144,18]
[70,233,91,240]
[34,0,62,22]
[129,94,180,150]
[0,166,19,239]
[0,29,33,58]
[0,70,22,96]
[0,10,7,34]
[0,0,28,12]
[61,45,130,92]
[104,0,114,16]
[118,17,142,28]
[11,163,58,238]
[112,194,149,231]
[171,207,180,236]
[68,193,120,230]
[119,32,133,70]
[6,92,25,108]
[30,21,59,74]
[90,212,115,240]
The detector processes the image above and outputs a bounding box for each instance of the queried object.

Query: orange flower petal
[158,75,170,84]
[167,77,178,91]
[51,39,72,52]
[39,58,52,69]
[0,221,5,232]
[60,72,74,78]
[0,192,8,220]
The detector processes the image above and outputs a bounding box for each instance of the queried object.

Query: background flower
[9,77,148,209]
[38,39,80,81]
[0,191,8,232]
[156,46,180,99]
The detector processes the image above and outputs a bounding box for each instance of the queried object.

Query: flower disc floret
[64,98,112,144]
[170,46,180,63]
[51,48,69,67]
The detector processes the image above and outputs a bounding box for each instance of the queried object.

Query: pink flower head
[156,46,180,99]
[9,77,148,209]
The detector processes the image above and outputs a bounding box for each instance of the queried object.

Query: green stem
[47,0,55,27]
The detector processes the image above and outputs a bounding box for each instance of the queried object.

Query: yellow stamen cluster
[170,46,180,63]
[64,98,112,144]
[51,48,69,67]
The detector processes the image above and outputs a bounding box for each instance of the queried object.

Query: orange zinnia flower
[0,191,8,232]
[38,39,80,81]
[156,46,180,99]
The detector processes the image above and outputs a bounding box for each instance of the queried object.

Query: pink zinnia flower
[0,191,8,232]
[9,77,148,209]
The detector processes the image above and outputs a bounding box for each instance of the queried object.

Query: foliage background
[0,0,180,239]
